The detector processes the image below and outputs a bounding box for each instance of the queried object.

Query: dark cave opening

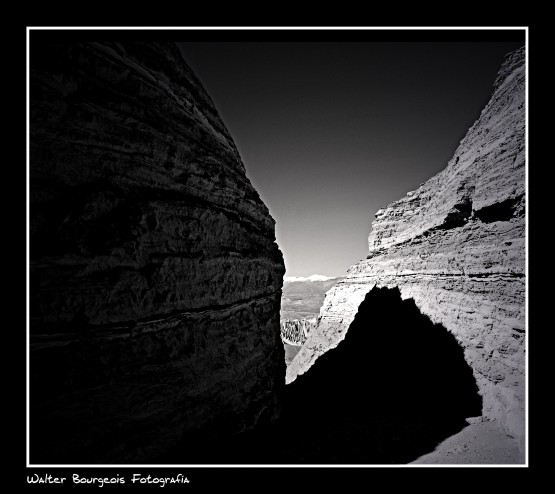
[159,286,482,464]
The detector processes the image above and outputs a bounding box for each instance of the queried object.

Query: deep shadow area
[157,287,482,464]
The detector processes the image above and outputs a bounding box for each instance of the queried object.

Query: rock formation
[287,47,526,453]
[280,318,316,345]
[30,41,285,463]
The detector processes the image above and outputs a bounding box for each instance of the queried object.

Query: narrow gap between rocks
[158,286,482,464]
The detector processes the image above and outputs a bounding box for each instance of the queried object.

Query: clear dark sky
[177,35,524,277]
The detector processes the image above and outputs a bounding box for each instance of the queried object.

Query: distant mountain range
[284,274,339,283]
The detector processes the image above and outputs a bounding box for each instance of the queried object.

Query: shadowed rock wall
[30,41,285,463]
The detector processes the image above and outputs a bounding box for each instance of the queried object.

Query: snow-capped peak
[283,274,337,283]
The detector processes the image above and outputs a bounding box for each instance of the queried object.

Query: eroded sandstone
[280,318,316,346]
[287,47,526,455]
[30,41,285,462]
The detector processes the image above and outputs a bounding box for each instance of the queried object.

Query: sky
[177,34,524,277]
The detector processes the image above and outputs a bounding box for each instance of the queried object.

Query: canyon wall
[30,41,285,462]
[287,47,526,451]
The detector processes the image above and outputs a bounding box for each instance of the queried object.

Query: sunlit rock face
[30,41,285,463]
[287,47,525,452]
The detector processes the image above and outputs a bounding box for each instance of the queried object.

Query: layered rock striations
[30,41,285,462]
[287,47,526,452]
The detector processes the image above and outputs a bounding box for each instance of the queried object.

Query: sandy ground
[283,339,524,465]
[410,421,524,464]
